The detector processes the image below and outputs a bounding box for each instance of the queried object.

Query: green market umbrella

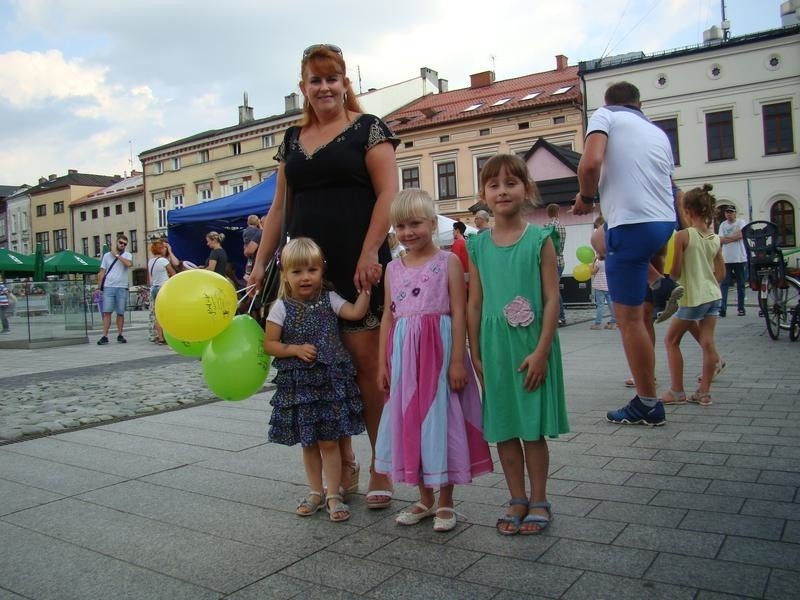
[34,243,45,281]
[43,249,101,274]
[0,248,35,273]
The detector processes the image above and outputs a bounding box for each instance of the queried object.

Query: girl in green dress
[466,154,569,536]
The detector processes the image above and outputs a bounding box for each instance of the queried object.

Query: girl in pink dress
[375,189,492,532]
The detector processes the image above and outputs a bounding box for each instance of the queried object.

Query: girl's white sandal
[433,507,460,532]
[395,502,436,526]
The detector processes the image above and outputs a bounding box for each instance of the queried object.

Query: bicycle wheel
[790,305,800,341]
[783,276,800,340]
[761,274,782,340]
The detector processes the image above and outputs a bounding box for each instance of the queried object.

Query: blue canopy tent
[167,174,276,274]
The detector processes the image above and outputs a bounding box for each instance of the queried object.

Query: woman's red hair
[299,47,363,126]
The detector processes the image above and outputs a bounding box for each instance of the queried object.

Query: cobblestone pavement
[2,305,798,599]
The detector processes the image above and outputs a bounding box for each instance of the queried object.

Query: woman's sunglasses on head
[303,44,342,58]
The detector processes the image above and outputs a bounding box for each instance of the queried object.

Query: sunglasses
[303,44,342,58]
[118,241,127,247]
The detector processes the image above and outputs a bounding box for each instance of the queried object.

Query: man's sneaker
[97,336,109,345]
[607,396,666,427]
[655,282,684,323]
[737,309,746,316]
[117,335,127,343]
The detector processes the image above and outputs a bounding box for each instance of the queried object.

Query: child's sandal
[326,494,351,522]
[496,498,529,536]
[661,390,687,405]
[689,391,713,406]
[520,500,552,536]
[296,491,324,516]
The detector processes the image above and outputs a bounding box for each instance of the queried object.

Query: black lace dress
[275,114,399,326]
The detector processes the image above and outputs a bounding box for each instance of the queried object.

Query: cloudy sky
[0,0,784,186]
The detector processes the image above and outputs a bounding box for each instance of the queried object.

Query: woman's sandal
[366,467,393,509]
[395,502,436,526]
[496,498,529,536]
[661,390,687,405]
[433,507,460,532]
[520,500,552,535]
[326,494,351,522]
[689,391,713,406]
[342,459,360,496]
[296,491,325,517]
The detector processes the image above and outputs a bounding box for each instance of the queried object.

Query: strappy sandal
[433,507,461,532]
[366,467,393,509]
[697,359,726,383]
[395,502,436,526]
[689,391,713,406]
[326,494,351,522]
[342,459,360,496]
[660,390,687,405]
[496,498,529,536]
[296,491,324,517]
[520,500,552,535]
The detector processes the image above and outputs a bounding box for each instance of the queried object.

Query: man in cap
[718,205,748,317]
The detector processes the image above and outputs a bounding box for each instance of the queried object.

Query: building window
[172,157,181,171]
[104,234,112,249]
[128,201,136,212]
[54,229,67,252]
[401,167,420,189]
[91,208,98,219]
[198,149,209,163]
[115,204,123,215]
[93,235,101,256]
[553,116,565,124]
[153,161,163,174]
[36,204,46,217]
[763,102,793,155]
[706,110,734,161]
[198,183,213,201]
[231,142,242,155]
[232,183,245,194]
[518,122,529,130]
[404,141,414,148]
[80,211,87,221]
[475,155,491,183]
[171,192,184,210]
[103,206,111,217]
[479,128,490,136]
[771,200,795,247]
[82,237,89,256]
[154,195,167,229]
[439,135,450,143]
[129,230,138,253]
[262,134,275,148]
[653,117,681,166]
[54,201,64,214]
[437,161,457,200]
[35,231,50,253]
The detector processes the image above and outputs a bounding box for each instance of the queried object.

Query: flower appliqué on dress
[411,287,420,297]
[503,296,534,327]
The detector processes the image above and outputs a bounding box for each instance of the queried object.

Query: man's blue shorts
[606,221,674,306]
[102,286,127,315]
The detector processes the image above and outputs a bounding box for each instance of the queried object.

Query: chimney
[781,0,800,26]
[68,169,77,175]
[131,169,141,176]
[48,174,57,181]
[284,92,300,112]
[470,71,495,89]
[438,78,449,92]
[238,91,254,124]
[555,55,568,71]
[38,177,47,184]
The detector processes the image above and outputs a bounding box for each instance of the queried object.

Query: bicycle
[741,221,800,341]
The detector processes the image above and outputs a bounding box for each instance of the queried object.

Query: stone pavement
[0,311,798,599]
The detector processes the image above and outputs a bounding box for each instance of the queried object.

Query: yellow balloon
[573,263,592,282]
[664,232,676,275]
[155,270,238,342]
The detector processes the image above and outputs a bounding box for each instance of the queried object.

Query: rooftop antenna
[357,65,363,94]
[490,54,496,72]
[721,0,731,40]
[128,140,133,172]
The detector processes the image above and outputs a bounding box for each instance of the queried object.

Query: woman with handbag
[249,43,399,509]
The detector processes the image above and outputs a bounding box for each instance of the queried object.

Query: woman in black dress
[250,44,398,508]
[205,231,228,276]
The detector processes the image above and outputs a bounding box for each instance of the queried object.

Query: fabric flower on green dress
[503,296,534,327]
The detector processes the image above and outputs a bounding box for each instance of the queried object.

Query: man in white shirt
[96,235,133,345]
[718,206,748,317]
[573,81,676,427]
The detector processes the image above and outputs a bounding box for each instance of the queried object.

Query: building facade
[71,173,146,285]
[580,24,800,249]
[383,56,584,223]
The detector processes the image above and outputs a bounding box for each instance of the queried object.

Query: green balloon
[164,330,209,358]
[576,245,595,265]
[202,315,271,401]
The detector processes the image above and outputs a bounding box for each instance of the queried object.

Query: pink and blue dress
[375,250,493,487]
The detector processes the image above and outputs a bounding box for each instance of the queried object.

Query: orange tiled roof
[385,66,581,133]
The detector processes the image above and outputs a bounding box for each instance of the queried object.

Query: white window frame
[171,191,184,210]
[153,161,163,175]
[172,156,181,171]
[262,134,275,149]
[154,193,167,229]
[432,152,459,201]
[198,149,209,163]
